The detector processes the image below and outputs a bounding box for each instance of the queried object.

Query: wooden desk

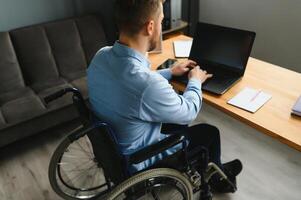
[149,35,301,151]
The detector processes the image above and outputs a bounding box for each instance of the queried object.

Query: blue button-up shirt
[87,42,202,173]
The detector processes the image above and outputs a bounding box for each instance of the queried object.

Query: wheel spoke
[151,189,160,200]
[61,161,96,179]
[74,140,93,159]
[49,130,110,200]
[61,154,93,160]
[84,136,94,156]
[59,159,94,170]
[65,168,95,186]
[66,145,91,157]
[62,165,99,173]
[89,165,98,189]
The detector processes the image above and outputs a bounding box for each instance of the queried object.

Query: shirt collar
[112,41,151,68]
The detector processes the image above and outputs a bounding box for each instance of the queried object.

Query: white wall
[199,0,301,72]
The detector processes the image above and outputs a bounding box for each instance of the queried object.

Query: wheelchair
[46,87,236,200]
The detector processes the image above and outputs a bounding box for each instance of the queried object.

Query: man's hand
[188,66,213,83]
[170,60,197,76]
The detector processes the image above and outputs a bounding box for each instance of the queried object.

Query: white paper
[227,87,272,113]
[292,96,301,116]
[173,40,193,58]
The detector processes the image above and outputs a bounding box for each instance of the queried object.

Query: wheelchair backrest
[87,123,127,185]
[72,93,91,126]
[70,89,129,184]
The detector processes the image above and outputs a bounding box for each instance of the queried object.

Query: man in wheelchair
[87,0,242,197]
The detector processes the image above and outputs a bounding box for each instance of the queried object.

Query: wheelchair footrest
[205,162,237,193]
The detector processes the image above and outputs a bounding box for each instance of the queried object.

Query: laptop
[174,22,256,95]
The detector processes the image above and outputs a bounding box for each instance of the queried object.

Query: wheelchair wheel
[49,127,110,200]
[106,168,193,200]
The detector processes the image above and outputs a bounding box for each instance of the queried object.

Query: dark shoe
[222,159,243,177]
[210,175,237,193]
[209,159,242,193]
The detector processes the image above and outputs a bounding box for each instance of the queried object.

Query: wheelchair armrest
[128,134,186,165]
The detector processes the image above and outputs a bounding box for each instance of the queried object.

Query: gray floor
[0,103,301,200]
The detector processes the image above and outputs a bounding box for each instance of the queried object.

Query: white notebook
[292,95,301,116]
[173,40,193,58]
[227,87,272,113]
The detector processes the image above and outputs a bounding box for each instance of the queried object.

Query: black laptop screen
[189,22,256,74]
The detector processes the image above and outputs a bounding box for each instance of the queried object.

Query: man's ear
[145,20,155,36]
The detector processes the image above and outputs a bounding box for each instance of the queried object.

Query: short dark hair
[115,0,164,35]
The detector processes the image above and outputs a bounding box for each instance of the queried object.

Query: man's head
[115,0,164,51]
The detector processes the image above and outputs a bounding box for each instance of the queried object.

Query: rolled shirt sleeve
[157,68,172,80]
[139,76,202,125]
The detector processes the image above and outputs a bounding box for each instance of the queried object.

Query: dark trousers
[160,123,223,169]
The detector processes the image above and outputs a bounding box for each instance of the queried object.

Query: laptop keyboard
[204,75,233,85]
[172,73,237,86]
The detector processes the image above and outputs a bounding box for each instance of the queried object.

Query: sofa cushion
[1,95,46,125]
[38,82,73,111]
[71,76,88,98]
[63,70,85,81]
[31,77,68,93]
[0,32,25,94]
[10,26,59,86]
[45,20,87,80]
[0,105,78,147]
[76,15,107,63]
[0,87,34,105]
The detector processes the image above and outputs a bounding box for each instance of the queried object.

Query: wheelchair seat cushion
[148,150,187,172]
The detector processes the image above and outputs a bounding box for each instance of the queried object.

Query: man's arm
[139,77,202,125]
[157,60,197,81]
[157,68,172,80]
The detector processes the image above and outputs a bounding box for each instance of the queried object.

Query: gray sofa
[0,15,113,147]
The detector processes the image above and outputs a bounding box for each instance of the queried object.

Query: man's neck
[119,33,148,57]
